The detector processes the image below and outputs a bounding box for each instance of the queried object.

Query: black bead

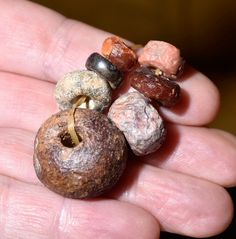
[85,52,123,89]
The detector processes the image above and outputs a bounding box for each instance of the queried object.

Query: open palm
[0,0,235,238]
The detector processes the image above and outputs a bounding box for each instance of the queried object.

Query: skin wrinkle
[6,177,49,238]
[6,186,46,238]
[163,130,199,170]
[159,196,192,233]
[142,176,187,232]
[43,17,74,82]
[130,166,168,211]
[118,163,142,204]
[50,198,65,238]
[58,199,72,236]
[3,7,50,77]
[0,177,10,238]
[58,200,99,238]
[57,197,68,239]
[0,74,57,132]
[57,197,159,239]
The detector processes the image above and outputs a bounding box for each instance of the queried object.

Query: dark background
[32,0,236,238]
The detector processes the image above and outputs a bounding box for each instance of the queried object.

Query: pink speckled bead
[138,40,183,78]
[108,92,166,156]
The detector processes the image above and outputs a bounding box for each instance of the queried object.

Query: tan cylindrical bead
[108,92,166,156]
[55,70,112,111]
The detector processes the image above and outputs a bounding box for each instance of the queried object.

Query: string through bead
[68,95,88,146]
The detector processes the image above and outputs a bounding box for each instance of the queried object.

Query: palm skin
[0,0,235,238]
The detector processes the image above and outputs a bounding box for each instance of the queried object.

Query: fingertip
[160,68,221,126]
[184,186,234,238]
[210,129,236,188]
[195,72,221,125]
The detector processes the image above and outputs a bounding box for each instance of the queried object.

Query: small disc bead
[129,66,181,107]
[85,52,123,89]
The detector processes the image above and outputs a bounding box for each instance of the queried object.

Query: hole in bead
[59,131,81,148]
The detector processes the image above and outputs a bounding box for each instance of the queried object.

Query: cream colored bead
[55,70,112,111]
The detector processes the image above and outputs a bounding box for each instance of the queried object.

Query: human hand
[0,0,235,238]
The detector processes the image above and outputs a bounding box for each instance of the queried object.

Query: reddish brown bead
[102,36,137,72]
[129,67,181,107]
[33,108,127,199]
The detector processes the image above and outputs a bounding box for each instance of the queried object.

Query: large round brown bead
[33,109,127,199]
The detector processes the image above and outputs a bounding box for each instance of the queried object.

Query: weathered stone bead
[85,52,123,89]
[138,40,184,78]
[33,108,127,199]
[129,67,181,107]
[102,36,137,72]
[108,92,166,156]
[55,70,112,111]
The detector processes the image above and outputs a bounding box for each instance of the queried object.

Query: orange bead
[102,36,137,72]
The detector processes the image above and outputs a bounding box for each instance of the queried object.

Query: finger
[2,126,236,189]
[159,66,220,125]
[115,66,220,125]
[0,175,160,239]
[0,0,219,125]
[0,128,233,237]
[0,128,37,183]
[112,163,233,238]
[0,72,56,131]
[0,0,110,80]
[0,73,234,187]
[0,70,220,135]
[0,72,233,187]
[142,124,236,187]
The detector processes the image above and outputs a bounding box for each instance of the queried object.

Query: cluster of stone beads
[102,36,183,155]
[33,35,184,199]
